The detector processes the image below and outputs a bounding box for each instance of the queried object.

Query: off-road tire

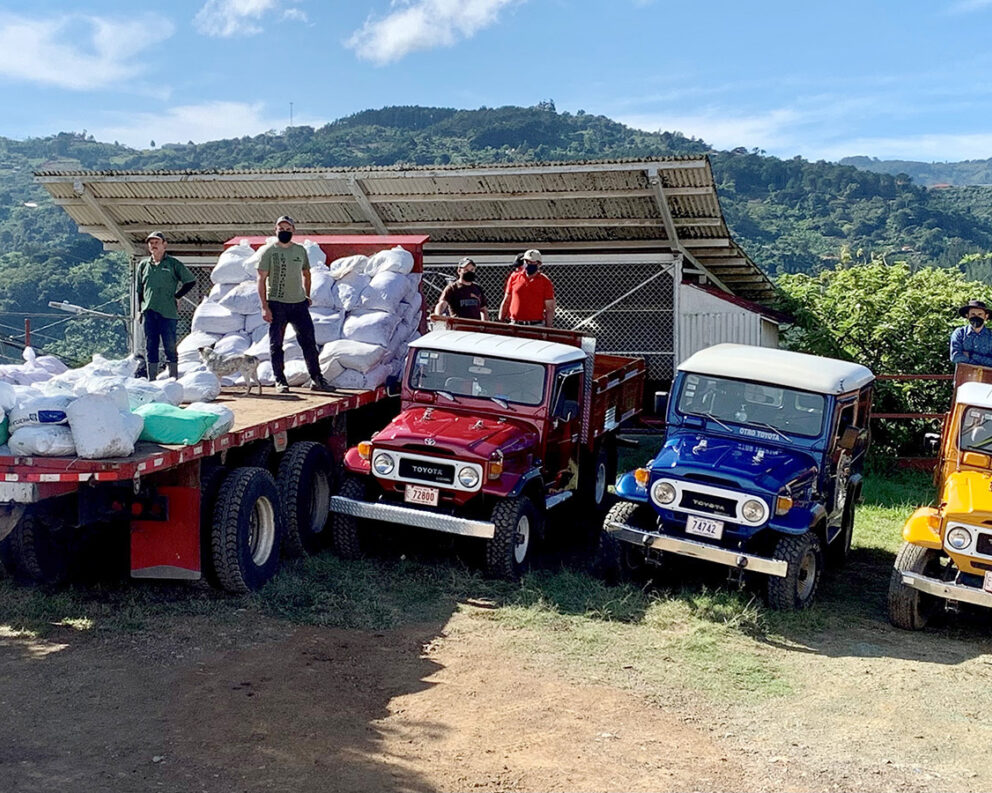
[278,442,333,557]
[766,530,823,611]
[198,462,228,586]
[0,511,70,585]
[210,467,284,594]
[485,496,540,580]
[594,500,654,584]
[329,476,367,560]
[888,542,944,630]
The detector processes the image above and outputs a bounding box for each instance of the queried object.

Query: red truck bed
[0,386,389,485]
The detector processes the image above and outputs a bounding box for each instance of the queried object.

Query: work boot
[167,361,179,380]
[275,381,290,394]
[147,361,161,381]
[309,376,334,393]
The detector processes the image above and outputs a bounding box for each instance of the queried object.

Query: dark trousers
[268,300,322,384]
[143,310,178,366]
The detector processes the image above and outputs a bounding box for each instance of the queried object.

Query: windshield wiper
[436,390,455,402]
[489,396,511,409]
[703,412,733,432]
[751,421,790,442]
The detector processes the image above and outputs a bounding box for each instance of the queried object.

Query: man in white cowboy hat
[951,299,992,366]
[497,248,556,327]
[256,215,333,393]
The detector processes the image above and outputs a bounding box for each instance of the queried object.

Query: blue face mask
[525,263,539,276]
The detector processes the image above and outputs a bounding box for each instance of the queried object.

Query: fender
[615,471,650,503]
[343,446,371,475]
[901,506,942,549]
[507,468,544,498]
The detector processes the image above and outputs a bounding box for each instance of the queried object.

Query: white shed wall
[677,284,780,365]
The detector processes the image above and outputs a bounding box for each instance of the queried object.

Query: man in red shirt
[498,249,556,326]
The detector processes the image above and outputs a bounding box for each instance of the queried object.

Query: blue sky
[2,0,992,162]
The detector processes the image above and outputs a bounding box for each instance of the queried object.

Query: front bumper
[900,572,992,609]
[605,520,788,578]
[329,495,495,539]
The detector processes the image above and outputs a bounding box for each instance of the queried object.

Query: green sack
[0,414,8,446]
[134,403,220,445]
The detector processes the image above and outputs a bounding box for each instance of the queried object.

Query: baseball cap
[523,249,542,262]
[145,231,166,242]
[457,257,476,268]
[275,215,296,227]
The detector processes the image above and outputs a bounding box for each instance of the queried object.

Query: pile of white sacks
[178,240,423,389]
[0,353,229,459]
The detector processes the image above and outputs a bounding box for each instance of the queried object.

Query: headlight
[947,527,972,550]
[458,466,480,488]
[372,452,395,475]
[741,498,766,523]
[651,480,676,505]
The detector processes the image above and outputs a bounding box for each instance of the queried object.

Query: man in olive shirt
[257,215,332,393]
[136,231,196,379]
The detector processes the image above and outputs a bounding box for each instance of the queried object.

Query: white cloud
[947,0,992,13]
[194,0,306,38]
[88,101,305,149]
[0,13,172,91]
[816,133,992,163]
[348,0,519,65]
[617,108,803,153]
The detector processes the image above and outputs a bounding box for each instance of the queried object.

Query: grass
[0,470,938,707]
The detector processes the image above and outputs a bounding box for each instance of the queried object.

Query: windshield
[408,348,546,406]
[677,373,826,438]
[959,406,992,453]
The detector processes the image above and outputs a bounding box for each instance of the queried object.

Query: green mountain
[4,104,992,362]
[839,155,992,187]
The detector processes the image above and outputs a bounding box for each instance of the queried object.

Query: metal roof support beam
[346,175,389,235]
[646,167,731,294]
[73,180,139,257]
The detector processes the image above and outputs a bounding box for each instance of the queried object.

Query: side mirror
[837,426,860,452]
[654,391,669,416]
[924,432,940,455]
[556,399,579,422]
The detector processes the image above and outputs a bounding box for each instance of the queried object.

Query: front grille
[398,457,454,485]
[679,490,737,518]
[683,473,739,488]
[976,533,992,557]
[402,444,455,456]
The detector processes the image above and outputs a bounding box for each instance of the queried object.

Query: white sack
[328,254,369,280]
[319,355,344,382]
[191,301,243,335]
[319,339,387,373]
[208,283,236,302]
[9,396,73,432]
[256,361,276,386]
[312,311,345,345]
[179,371,221,403]
[251,323,270,344]
[211,241,256,284]
[302,239,327,268]
[343,310,400,347]
[9,425,75,457]
[284,360,311,387]
[244,239,276,271]
[246,335,303,362]
[212,333,251,357]
[89,354,140,379]
[159,380,184,406]
[0,382,17,412]
[66,394,141,459]
[368,246,414,276]
[360,271,410,312]
[186,402,235,439]
[330,368,365,389]
[218,281,262,315]
[178,330,223,355]
[35,355,68,376]
[309,269,338,308]
[243,311,267,334]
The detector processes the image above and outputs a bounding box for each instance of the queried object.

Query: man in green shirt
[256,216,333,393]
[136,231,196,379]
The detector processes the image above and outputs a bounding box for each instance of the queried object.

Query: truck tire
[278,441,332,557]
[766,530,823,610]
[485,496,540,580]
[210,467,284,594]
[594,500,654,584]
[199,462,228,586]
[0,511,70,585]
[888,542,944,630]
[825,485,857,568]
[329,475,366,560]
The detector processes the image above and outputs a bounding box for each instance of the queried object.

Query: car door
[543,364,583,493]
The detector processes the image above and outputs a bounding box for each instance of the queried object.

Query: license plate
[405,484,439,507]
[984,571,992,595]
[685,514,724,540]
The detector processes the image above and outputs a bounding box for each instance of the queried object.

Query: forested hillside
[3,104,992,362]
[839,155,992,188]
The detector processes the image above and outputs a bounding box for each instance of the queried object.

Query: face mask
[461,270,476,282]
[970,315,985,329]
[525,263,539,276]
[277,230,293,243]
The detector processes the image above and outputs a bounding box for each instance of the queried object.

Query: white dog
[198,346,263,396]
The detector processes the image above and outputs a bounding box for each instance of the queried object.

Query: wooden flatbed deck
[0,386,390,483]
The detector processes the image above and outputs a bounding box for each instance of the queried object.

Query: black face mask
[525,263,539,276]
[277,230,293,243]
[970,315,985,329]
[461,270,476,282]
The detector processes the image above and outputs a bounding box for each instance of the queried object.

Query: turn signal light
[488,456,504,479]
[357,441,373,460]
[634,467,650,488]
[775,495,793,515]
[962,451,991,468]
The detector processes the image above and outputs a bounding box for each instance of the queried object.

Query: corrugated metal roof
[34,158,776,303]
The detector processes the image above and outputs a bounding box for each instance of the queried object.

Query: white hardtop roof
[678,344,874,395]
[409,330,586,366]
[955,381,992,410]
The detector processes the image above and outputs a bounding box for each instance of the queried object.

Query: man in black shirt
[435,257,487,320]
